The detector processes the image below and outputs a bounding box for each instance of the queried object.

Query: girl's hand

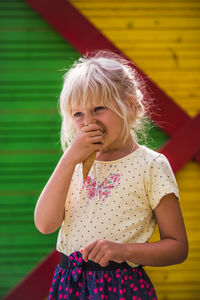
[80,239,125,267]
[66,124,104,165]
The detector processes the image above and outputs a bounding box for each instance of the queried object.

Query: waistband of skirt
[59,253,141,271]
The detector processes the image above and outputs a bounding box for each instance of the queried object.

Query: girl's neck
[96,136,139,162]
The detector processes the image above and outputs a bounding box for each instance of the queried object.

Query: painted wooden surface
[0,0,169,298]
[69,0,200,299]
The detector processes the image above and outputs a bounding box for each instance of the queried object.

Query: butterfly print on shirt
[82,174,121,206]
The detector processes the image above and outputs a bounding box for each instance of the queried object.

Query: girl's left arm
[124,193,188,266]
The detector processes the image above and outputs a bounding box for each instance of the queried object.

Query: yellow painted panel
[72,9,200,18]
[113,55,200,69]
[71,1,200,9]
[115,43,200,51]
[90,17,200,29]
[100,29,200,41]
[143,71,200,81]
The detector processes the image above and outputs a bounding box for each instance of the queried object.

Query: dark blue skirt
[48,251,157,300]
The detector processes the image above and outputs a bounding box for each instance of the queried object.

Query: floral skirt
[48,251,157,300]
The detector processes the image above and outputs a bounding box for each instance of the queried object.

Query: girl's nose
[83,114,96,126]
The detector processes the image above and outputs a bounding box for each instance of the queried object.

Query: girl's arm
[34,152,77,234]
[34,123,104,234]
[124,193,188,266]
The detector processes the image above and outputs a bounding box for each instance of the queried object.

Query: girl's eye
[94,106,105,112]
[74,112,82,118]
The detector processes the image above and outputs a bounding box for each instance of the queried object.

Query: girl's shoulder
[138,145,173,172]
[140,146,175,182]
[137,144,164,162]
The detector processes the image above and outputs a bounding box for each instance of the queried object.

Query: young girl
[34,50,188,300]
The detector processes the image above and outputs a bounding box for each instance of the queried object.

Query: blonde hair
[59,50,150,152]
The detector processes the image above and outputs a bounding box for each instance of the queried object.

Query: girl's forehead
[71,103,102,112]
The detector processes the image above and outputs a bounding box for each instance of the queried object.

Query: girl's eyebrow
[71,106,95,113]
[71,108,82,113]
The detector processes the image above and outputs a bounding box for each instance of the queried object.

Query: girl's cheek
[73,119,82,130]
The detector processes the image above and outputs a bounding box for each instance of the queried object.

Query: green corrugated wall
[0,0,80,297]
[0,0,168,298]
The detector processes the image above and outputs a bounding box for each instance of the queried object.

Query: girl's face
[71,101,127,153]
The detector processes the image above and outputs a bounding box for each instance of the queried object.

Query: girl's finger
[88,130,104,138]
[99,255,110,267]
[92,249,106,265]
[82,240,97,262]
[100,261,109,267]
[90,136,104,144]
[87,244,103,262]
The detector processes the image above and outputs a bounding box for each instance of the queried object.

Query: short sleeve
[146,154,180,210]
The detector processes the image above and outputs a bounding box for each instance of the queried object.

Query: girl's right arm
[34,151,77,234]
[34,124,104,234]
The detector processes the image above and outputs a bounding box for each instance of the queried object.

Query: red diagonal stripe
[25,0,200,165]
[2,250,60,300]
[159,113,200,173]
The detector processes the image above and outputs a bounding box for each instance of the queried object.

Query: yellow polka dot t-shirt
[57,145,179,267]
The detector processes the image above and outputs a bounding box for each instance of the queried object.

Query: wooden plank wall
[69,0,200,299]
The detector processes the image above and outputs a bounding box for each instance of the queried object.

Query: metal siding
[0,0,80,297]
